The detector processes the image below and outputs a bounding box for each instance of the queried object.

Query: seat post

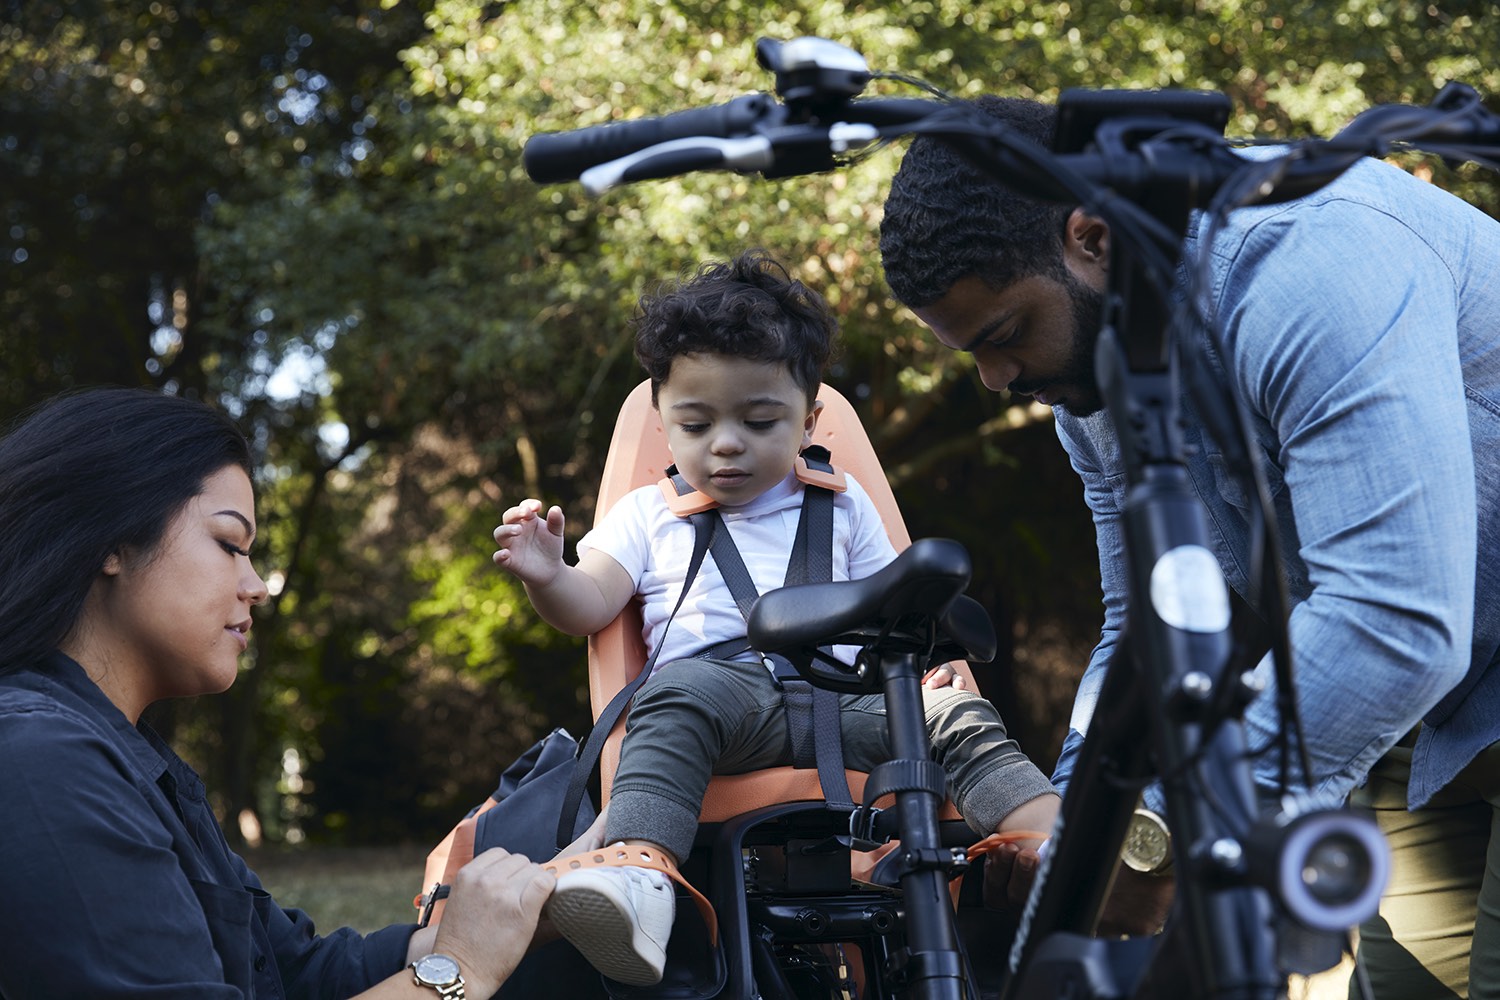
[878,649,968,999]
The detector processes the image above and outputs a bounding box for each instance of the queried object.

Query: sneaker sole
[546,875,668,986]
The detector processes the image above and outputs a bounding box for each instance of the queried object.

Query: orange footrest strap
[544,844,719,946]
[966,830,1052,861]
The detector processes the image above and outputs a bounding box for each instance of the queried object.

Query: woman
[0,387,583,999]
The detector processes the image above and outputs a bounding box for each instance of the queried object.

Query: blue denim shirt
[1050,155,1500,810]
[0,652,414,998]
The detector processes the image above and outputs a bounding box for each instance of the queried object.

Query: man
[880,94,1500,996]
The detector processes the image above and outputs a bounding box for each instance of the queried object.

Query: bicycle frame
[983,88,1274,999]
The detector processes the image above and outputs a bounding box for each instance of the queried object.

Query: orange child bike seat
[588,380,973,823]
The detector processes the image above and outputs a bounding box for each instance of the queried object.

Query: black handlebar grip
[523,93,777,184]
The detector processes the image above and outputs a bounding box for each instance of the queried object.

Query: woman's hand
[428,847,557,997]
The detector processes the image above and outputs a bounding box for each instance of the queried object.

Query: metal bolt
[1209,837,1244,869]
[1181,671,1213,699]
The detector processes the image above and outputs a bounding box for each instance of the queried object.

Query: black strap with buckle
[682,448,854,812]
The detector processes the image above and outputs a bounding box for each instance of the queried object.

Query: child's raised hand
[492,499,567,586]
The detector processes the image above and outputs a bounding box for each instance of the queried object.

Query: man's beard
[1058,276,1105,417]
[1009,271,1106,417]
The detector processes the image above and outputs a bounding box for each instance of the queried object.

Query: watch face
[414,953,461,986]
[1122,810,1171,874]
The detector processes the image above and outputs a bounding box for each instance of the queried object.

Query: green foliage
[408,550,570,679]
[6,0,1498,843]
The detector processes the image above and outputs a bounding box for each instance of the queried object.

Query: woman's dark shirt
[0,652,413,998]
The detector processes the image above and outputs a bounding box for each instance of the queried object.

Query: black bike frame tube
[1013,636,1152,938]
[1002,199,1281,996]
[1110,187,1284,995]
[1106,232,1279,997]
[881,649,967,1000]
[1121,469,1278,999]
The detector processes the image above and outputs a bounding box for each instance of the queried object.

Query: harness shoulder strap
[658,466,719,516]
[698,448,853,810]
[780,447,852,811]
[557,508,715,850]
[793,444,847,495]
[786,446,836,588]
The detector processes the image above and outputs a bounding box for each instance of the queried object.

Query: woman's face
[85,465,268,720]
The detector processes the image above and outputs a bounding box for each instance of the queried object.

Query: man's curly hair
[633,248,837,405]
[880,95,1074,309]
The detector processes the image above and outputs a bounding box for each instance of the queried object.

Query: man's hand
[982,839,1043,911]
[984,850,1174,938]
[1096,865,1174,937]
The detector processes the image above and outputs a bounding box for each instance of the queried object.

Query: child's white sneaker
[545,864,676,985]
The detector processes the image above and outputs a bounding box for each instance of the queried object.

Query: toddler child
[492,248,1059,985]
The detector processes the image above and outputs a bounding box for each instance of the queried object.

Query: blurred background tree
[3,0,1496,847]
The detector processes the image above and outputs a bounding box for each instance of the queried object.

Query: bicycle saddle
[747,537,997,693]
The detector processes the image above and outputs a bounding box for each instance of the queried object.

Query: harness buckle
[849,805,889,852]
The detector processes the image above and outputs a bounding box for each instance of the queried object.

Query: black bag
[479,727,599,862]
[414,727,598,927]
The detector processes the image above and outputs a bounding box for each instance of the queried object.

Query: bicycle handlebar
[524,65,1500,211]
[526,93,946,192]
[522,94,782,183]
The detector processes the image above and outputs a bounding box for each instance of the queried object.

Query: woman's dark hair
[633,248,838,405]
[0,387,253,673]
[880,95,1074,309]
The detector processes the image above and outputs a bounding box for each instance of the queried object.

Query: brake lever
[580,136,775,194]
[579,122,884,195]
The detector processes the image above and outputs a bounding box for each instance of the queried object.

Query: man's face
[913,265,1107,417]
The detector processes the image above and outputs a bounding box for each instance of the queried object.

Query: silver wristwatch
[410,953,466,999]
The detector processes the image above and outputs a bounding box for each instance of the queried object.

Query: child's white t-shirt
[577,471,898,673]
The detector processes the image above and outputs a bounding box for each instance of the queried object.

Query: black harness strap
[557,508,714,850]
[781,450,851,810]
[849,758,949,845]
[680,447,854,811]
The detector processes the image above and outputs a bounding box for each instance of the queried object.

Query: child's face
[656,352,820,507]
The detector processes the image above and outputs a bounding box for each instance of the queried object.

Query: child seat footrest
[544,844,719,945]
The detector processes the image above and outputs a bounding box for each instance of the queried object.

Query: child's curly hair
[633,248,838,405]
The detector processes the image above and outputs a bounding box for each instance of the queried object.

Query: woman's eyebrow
[213,509,256,540]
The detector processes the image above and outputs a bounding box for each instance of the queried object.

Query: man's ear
[1063,208,1111,280]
